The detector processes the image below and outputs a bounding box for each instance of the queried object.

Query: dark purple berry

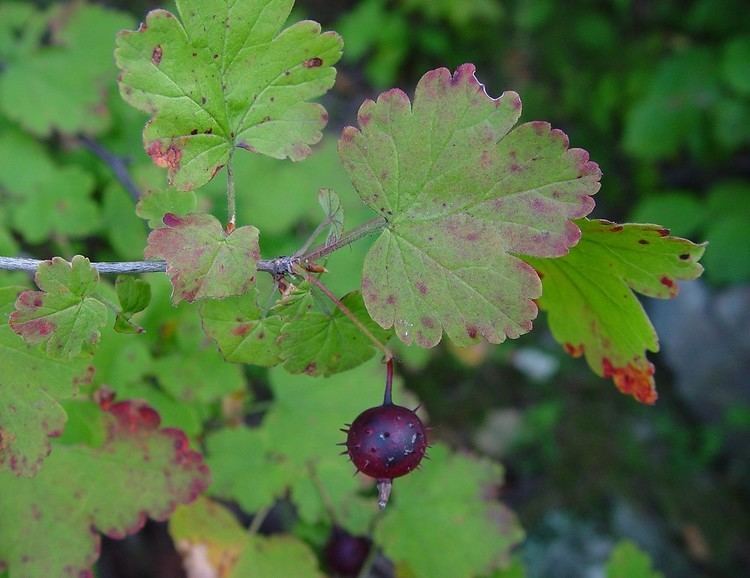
[324,527,371,577]
[345,404,427,479]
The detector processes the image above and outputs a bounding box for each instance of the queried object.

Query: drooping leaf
[0,3,133,136]
[376,444,523,578]
[278,290,391,376]
[0,287,92,476]
[145,213,260,303]
[10,256,110,359]
[115,0,343,190]
[170,497,323,578]
[525,219,705,404]
[200,291,284,367]
[339,64,600,348]
[605,541,664,578]
[318,188,344,244]
[0,399,209,578]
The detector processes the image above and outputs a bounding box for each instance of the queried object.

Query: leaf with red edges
[10,256,109,359]
[145,213,260,304]
[0,399,209,578]
[525,219,705,403]
[0,287,93,477]
[339,64,600,348]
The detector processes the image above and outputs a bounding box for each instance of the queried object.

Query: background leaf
[0,399,209,578]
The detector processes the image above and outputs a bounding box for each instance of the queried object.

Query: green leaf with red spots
[0,3,133,137]
[339,64,600,348]
[525,219,705,404]
[0,399,209,578]
[10,256,109,359]
[0,287,93,477]
[376,444,523,578]
[115,0,343,191]
[169,497,324,578]
[145,213,260,303]
[200,290,284,367]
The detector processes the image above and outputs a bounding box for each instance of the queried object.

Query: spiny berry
[341,401,428,508]
[323,526,371,577]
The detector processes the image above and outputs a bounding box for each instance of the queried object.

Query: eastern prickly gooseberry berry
[323,526,371,577]
[342,400,427,508]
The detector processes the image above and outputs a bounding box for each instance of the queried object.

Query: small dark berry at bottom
[324,527,371,577]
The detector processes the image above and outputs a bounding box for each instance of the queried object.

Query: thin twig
[248,506,271,535]
[0,256,275,275]
[307,462,340,526]
[78,135,141,201]
[0,216,387,276]
[356,543,379,578]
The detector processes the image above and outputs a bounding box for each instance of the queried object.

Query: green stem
[226,153,236,232]
[301,216,386,263]
[248,506,270,535]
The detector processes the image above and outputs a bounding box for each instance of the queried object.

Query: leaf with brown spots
[0,399,209,578]
[115,0,343,190]
[525,219,705,404]
[145,213,260,303]
[10,256,109,359]
[339,64,600,348]
[0,287,92,477]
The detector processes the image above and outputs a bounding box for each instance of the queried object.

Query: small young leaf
[145,213,260,303]
[115,0,343,190]
[606,541,664,578]
[0,287,92,477]
[116,276,152,315]
[200,291,284,367]
[318,188,344,244]
[376,444,523,578]
[339,64,600,348]
[278,290,391,376]
[525,219,705,404]
[170,497,323,578]
[0,400,209,578]
[10,256,109,359]
[0,3,133,136]
[135,187,197,229]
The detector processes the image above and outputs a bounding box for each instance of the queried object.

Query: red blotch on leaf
[602,358,657,404]
[304,57,323,68]
[658,228,670,237]
[231,323,253,337]
[107,400,161,432]
[563,343,585,357]
[147,141,182,172]
[151,45,163,65]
